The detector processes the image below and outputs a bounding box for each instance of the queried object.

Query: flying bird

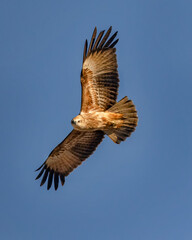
[36,27,138,190]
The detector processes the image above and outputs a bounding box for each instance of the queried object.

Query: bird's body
[72,111,123,131]
[36,26,138,190]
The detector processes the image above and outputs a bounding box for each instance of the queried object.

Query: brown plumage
[36,27,138,190]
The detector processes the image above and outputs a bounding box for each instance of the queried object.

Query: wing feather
[35,166,45,180]
[87,27,97,56]
[40,168,49,186]
[93,30,105,50]
[47,170,54,190]
[36,130,104,190]
[109,39,119,48]
[83,40,88,63]
[81,27,119,112]
[54,172,59,190]
[103,31,118,48]
[97,26,112,49]
[60,174,65,186]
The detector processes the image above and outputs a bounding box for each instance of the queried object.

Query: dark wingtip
[35,161,45,172]
[93,30,105,51]
[103,31,118,48]
[109,38,119,48]
[54,172,59,190]
[85,39,88,48]
[35,166,45,180]
[40,168,49,186]
[98,26,112,49]
[87,27,97,56]
[83,39,88,63]
[83,26,118,59]
[60,174,65,186]
[47,170,54,190]
[36,163,66,190]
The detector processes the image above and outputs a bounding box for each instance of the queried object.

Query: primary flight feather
[36,27,138,190]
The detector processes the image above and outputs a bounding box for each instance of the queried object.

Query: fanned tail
[106,96,138,144]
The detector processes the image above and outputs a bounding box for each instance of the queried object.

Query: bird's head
[71,115,85,130]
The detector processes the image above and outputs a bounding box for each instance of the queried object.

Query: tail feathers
[106,96,138,144]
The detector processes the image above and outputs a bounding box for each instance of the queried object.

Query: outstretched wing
[36,130,104,190]
[81,26,119,113]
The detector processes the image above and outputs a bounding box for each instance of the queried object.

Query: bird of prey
[36,26,138,190]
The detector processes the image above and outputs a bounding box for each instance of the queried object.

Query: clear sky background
[0,0,191,239]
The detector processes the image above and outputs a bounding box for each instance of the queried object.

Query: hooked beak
[71,119,75,125]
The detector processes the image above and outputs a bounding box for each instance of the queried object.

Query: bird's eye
[77,120,81,123]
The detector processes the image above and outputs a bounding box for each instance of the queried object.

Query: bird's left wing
[80,26,119,113]
[36,130,104,190]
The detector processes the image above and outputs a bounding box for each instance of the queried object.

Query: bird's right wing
[36,130,104,190]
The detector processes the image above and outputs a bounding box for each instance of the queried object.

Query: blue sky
[0,0,192,239]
